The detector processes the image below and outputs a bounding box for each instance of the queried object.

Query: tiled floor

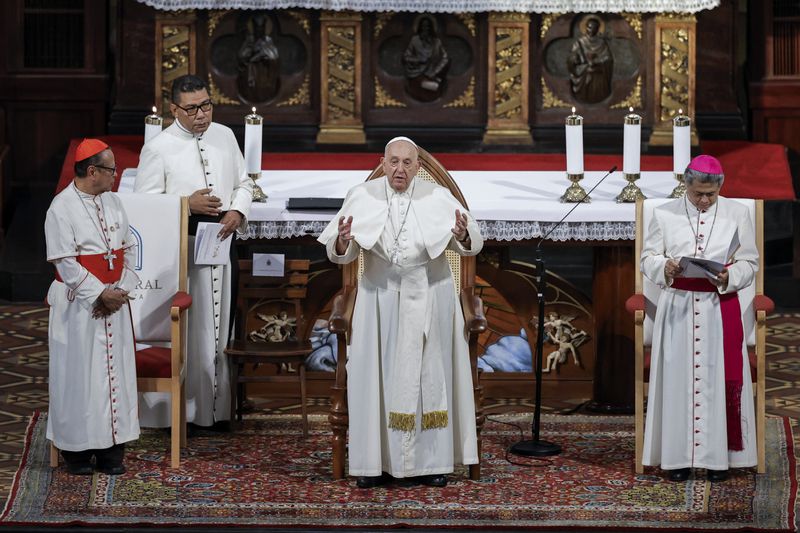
[0,305,797,498]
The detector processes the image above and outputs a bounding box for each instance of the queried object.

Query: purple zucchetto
[686,154,724,175]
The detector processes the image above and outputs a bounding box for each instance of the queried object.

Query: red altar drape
[56,135,796,200]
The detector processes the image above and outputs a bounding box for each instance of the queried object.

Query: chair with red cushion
[626,198,772,474]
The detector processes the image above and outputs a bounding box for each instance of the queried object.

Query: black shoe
[61,449,94,476]
[707,469,729,482]
[419,474,448,487]
[667,468,691,482]
[94,444,126,476]
[356,473,392,489]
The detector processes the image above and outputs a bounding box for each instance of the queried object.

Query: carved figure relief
[541,312,589,373]
[249,311,296,342]
[402,15,450,102]
[237,13,280,104]
[566,15,613,104]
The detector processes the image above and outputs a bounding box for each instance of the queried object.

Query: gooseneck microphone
[510,165,618,458]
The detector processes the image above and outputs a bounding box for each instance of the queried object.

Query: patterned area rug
[1,413,796,530]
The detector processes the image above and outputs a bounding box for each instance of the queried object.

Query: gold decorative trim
[455,12,476,37]
[650,14,698,146]
[373,76,405,108]
[373,12,394,38]
[620,12,643,39]
[320,10,362,21]
[156,18,196,117]
[540,13,561,39]
[489,12,530,23]
[540,77,570,109]
[659,27,690,122]
[207,9,229,36]
[444,76,475,108]
[286,10,310,34]
[610,75,642,109]
[277,74,311,107]
[207,74,239,105]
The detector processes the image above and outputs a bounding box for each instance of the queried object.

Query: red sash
[671,277,744,451]
[55,249,123,285]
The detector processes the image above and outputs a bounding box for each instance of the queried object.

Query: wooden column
[649,14,698,146]
[317,11,365,145]
[154,12,197,119]
[483,13,533,145]
[587,245,635,413]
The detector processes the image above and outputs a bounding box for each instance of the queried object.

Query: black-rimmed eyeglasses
[173,100,213,116]
[93,164,117,174]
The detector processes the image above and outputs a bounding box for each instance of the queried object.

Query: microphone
[510,164,617,459]
[536,165,618,249]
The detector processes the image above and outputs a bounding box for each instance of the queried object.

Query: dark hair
[171,74,208,103]
[74,152,106,178]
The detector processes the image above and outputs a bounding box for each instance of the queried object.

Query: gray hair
[684,167,724,187]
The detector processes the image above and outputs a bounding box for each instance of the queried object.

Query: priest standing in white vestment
[45,139,140,475]
[135,74,253,429]
[641,155,758,483]
[318,137,482,488]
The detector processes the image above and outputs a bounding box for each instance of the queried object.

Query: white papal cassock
[134,121,252,426]
[641,196,758,470]
[45,184,140,451]
[319,176,482,478]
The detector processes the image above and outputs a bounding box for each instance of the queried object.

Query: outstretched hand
[335,215,353,255]
[451,209,468,243]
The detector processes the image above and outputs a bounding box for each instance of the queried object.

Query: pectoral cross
[104,249,117,270]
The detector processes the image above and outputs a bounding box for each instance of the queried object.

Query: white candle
[673,109,691,174]
[244,107,263,176]
[623,107,641,175]
[565,107,584,175]
[144,106,162,145]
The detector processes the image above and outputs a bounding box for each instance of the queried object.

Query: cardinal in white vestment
[135,74,252,428]
[641,155,758,483]
[318,137,482,489]
[45,139,140,475]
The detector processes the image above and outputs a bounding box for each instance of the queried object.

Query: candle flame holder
[616,173,645,203]
[560,173,590,203]
[669,172,687,198]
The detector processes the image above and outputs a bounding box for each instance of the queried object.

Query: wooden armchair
[225,259,314,437]
[626,198,774,474]
[327,147,487,480]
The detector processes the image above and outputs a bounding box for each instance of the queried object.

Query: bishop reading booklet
[194,222,232,266]
[677,230,740,279]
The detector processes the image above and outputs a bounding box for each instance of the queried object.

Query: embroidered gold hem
[422,410,448,430]
[388,410,449,431]
[388,412,416,432]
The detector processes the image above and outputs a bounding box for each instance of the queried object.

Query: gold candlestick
[245,108,267,202]
[616,108,645,203]
[562,107,588,203]
[670,111,691,198]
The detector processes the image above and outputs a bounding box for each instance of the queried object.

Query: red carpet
[56,135,796,199]
[2,412,795,530]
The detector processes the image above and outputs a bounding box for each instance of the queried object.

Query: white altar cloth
[120,168,678,241]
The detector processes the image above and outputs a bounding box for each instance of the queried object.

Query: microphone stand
[510,166,618,457]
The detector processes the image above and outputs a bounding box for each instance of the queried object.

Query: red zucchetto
[686,154,723,175]
[75,138,109,162]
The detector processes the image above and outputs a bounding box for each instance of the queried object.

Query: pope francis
[318,137,482,489]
